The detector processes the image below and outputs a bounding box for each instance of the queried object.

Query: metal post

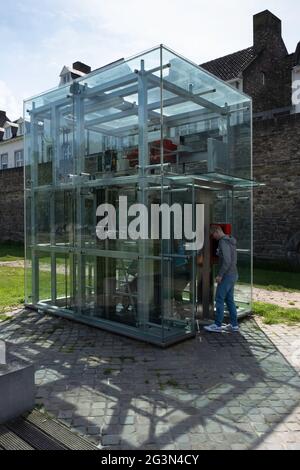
[50,105,58,303]
[137,60,150,329]
[202,191,213,319]
[250,101,254,312]
[73,88,86,312]
[31,103,39,305]
[191,184,196,327]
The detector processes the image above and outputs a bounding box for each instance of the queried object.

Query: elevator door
[160,187,214,333]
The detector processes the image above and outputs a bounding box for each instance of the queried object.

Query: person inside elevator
[173,239,190,302]
[173,240,204,304]
[204,225,239,333]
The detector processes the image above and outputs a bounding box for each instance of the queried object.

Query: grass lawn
[0,267,25,311]
[253,301,300,325]
[0,266,66,313]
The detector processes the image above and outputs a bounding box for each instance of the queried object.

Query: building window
[0,153,8,170]
[227,79,243,91]
[5,127,12,140]
[46,145,53,162]
[15,150,24,167]
[62,73,71,84]
[18,123,24,135]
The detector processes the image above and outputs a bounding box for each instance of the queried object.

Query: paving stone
[231,443,249,450]
[221,424,238,434]
[72,426,86,435]
[102,435,121,446]
[204,423,223,433]
[87,426,101,435]
[72,417,88,427]
[90,409,106,417]
[173,434,190,444]
[119,416,135,425]
[285,422,300,431]
[58,410,74,419]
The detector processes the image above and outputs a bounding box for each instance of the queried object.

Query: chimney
[253,10,287,54]
[0,110,7,127]
[295,42,300,65]
[72,61,91,75]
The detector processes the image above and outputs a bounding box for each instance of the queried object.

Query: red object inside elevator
[126,139,178,167]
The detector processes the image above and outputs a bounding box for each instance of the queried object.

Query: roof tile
[200,47,257,81]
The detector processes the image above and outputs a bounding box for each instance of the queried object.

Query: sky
[1,0,300,120]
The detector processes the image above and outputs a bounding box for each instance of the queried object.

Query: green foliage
[253,302,300,325]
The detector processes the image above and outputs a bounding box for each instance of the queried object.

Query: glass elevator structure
[24,45,253,346]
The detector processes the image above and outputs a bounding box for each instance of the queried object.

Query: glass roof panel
[193,172,264,188]
[25,45,251,123]
[164,173,262,189]
[161,46,250,110]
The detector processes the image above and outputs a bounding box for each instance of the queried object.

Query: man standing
[204,225,239,333]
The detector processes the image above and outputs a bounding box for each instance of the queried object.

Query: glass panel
[54,190,74,247]
[161,46,251,180]
[233,190,252,313]
[35,193,51,245]
[55,255,71,309]
[213,189,252,316]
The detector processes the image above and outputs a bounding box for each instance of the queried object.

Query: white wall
[0,137,24,169]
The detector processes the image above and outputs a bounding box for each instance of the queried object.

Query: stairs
[0,409,98,451]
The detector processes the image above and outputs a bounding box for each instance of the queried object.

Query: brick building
[201,10,300,266]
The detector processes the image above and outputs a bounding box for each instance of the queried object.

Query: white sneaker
[223,324,239,332]
[204,324,223,333]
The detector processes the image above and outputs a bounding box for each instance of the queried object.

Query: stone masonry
[253,114,300,262]
[0,167,24,242]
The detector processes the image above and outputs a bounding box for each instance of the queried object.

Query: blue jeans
[215,274,238,327]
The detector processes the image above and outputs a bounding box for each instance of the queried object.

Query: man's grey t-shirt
[217,236,238,277]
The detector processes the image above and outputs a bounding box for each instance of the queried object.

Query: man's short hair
[210,225,223,234]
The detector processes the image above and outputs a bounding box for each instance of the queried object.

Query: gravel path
[253,287,300,309]
[0,260,24,268]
